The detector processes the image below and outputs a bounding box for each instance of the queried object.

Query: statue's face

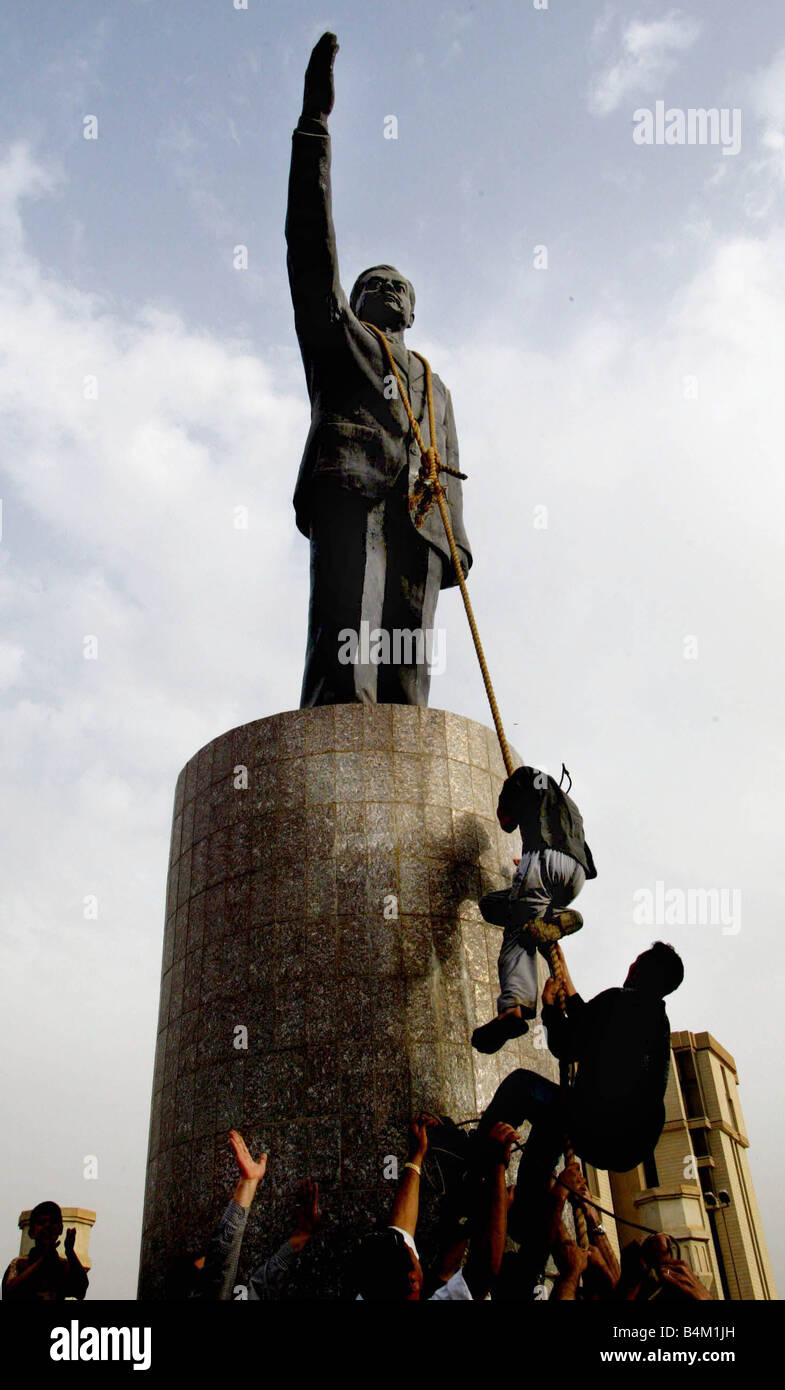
[355,269,414,331]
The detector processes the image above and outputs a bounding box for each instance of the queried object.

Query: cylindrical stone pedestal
[138,706,559,1299]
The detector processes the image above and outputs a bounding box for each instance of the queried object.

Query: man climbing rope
[287,32,472,707]
[475,940,684,1182]
[472,765,597,1054]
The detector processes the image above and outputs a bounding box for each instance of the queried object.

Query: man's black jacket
[542,986,671,1171]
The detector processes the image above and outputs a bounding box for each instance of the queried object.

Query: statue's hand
[302,32,339,123]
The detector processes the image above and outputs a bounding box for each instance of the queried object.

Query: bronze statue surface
[286,34,472,707]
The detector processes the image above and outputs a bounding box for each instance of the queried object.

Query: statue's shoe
[471,1012,529,1055]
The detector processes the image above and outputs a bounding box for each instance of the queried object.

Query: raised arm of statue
[286,33,345,349]
[301,31,338,125]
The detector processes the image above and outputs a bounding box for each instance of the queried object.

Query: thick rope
[363,323,588,1248]
[362,323,514,776]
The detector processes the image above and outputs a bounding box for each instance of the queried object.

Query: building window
[643,1151,659,1189]
[722,1068,739,1131]
[699,1166,714,1196]
[676,1050,704,1119]
[691,1127,710,1158]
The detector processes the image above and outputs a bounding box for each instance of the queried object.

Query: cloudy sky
[1,0,783,1299]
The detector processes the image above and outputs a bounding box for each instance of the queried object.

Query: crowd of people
[2,926,707,1304]
[352,1109,711,1302]
[4,766,709,1302]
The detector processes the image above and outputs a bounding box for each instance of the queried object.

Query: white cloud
[735,47,785,216]
[588,10,701,116]
[0,640,25,690]
[748,46,785,131]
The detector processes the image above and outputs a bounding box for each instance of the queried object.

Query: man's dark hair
[349,265,415,316]
[636,942,684,996]
[353,1229,414,1301]
[29,1201,62,1229]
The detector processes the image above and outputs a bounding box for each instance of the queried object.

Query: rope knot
[423,445,440,481]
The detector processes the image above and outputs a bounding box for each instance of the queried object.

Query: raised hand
[302,32,339,123]
[642,1232,676,1266]
[659,1258,713,1301]
[542,977,560,1007]
[293,1178,324,1238]
[487,1121,519,1168]
[558,1159,594,1208]
[63,1228,77,1258]
[229,1129,268,1182]
[409,1113,439,1160]
[553,1232,589,1280]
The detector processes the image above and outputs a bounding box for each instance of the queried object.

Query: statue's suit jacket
[286,117,472,586]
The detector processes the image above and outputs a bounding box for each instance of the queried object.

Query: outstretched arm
[301,31,338,124]
[247,1179,325,1300]
[286,33,346,347]
[463,1122,518,1300]
[197,1131,268,1300]
[557,1163,620,1292]
[551,1230,589,1301]
[228,1129,268,1209]
[389,1116,437,1238]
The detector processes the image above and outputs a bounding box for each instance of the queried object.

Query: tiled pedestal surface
[138,706,559,1299]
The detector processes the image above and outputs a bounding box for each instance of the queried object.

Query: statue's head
[350,265,415,331]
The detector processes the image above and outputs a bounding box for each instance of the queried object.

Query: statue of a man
[286,33,472,707]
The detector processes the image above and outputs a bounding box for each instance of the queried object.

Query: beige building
[605,1031,776,1300]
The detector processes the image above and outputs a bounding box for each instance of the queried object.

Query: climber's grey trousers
[479,849,586,1015]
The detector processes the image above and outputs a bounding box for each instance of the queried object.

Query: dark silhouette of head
[625,942,684,997]
[28,1201,63,1249]
[353,1228,423,1300]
